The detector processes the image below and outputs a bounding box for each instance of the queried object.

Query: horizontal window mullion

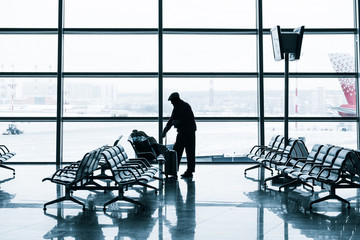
[64,72,158,78]
[0,117,56,122]
[0,28,57,34]
[0,72,355,78]
[164,72,257,78]
[64,28,158,34]
[264,28,356,34]
[0,28,354,35]
[1,117,355,123]
[264,72,357,78]
[163,28,257,35]
[265,117,357,122]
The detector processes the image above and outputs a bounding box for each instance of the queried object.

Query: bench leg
[43,196,85,211]
[279,179,300,192]
[43,186,85,211]
[103,189,144,211]
[0,164,15,175]
[264,173,287,185]
[244,164,260,175]
[309,186,350,210]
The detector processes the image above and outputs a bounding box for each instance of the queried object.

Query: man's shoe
[181,171,193,178]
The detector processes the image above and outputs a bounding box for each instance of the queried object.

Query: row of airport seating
[0,144,16,175]
[42,136,163,211]
[245,135,360,209]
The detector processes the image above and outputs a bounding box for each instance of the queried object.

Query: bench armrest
[316,167,341,180]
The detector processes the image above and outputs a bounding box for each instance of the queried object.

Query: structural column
[355,0,360,149]
[256,0,265,146]
[56,0,65,165]
[158,0,164,144]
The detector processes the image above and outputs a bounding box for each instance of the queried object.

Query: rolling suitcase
[164,150,178,178]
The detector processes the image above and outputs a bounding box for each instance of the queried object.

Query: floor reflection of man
[105,192,159,240]
[165,178,196,240]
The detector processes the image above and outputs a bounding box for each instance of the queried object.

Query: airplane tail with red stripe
[328,53,356,116]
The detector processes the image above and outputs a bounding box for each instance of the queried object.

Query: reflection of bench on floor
[0,145,16,175]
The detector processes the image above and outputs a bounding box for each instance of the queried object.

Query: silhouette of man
[162,92,196,178]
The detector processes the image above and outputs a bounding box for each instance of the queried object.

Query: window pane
[290,122,357,149]
[64,78,158,117]
[164,78,257,117]
[65,0,158,28]
[264,77,355,118]
[0,122,56,163]
[264,78,284,117]
[263,0,354,28]
[164,0,256,28]
[0,78,57,117]
[264,121,357,150]
[289,78,355,117]
[164,122,258,157]
[0,35,57,72]
[63,122,158,162]
[265,122,284,141]
[0,0,57,28]
[264,35,355,72]
[164,35,256,72]
[64,35,158,72]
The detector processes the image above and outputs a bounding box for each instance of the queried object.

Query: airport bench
[246,135,281,160]
[100,145,161,211]
[42,146,104,210]
[263,138,308,186]
[265,143,360,209]
[244,135,284,176]
[277,145,338,192]
[307,148,360,209]
[0,144,16,175]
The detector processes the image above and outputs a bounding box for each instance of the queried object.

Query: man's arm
[161,111,174,138]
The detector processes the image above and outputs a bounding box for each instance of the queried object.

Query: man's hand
[161,127,168,138]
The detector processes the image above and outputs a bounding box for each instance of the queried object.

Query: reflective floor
[0,164,360,240]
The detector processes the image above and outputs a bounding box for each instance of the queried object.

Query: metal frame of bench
[309,149,360,209]
[0,145,16,175]
[278,145,334,192]
[42,147,104,211]
[100,146,159,211]
[263,138,308,187]
[244,135,284,176]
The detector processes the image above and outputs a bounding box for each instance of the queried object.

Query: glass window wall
[0,122,56,163]
[263,0,354,28]
[164,35,257,72]
[0,1,358,163]
[163,78,257,117]
[163,0,256,28]
[64,78,158,117]
[64,35,158,72]
[0,0,58,28]
[0,35,57,72]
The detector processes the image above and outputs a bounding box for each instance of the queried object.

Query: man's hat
[168,92,180,101]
